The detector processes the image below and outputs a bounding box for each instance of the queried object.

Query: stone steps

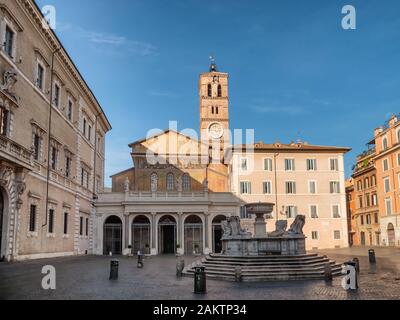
[183,254,343,282]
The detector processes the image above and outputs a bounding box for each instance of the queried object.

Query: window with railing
[0,107,9,136]
[4,26,15,58]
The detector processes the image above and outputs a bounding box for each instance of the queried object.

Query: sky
[36,0,400,187]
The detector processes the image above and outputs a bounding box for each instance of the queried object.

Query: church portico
[94,191,240,256]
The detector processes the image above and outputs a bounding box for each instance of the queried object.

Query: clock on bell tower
[199,59,230,157]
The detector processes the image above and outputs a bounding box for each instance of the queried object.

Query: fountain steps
[183,254,343,282]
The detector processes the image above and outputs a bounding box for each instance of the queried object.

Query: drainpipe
[42,46,61,235]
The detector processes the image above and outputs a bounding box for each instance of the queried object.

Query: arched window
[216,106,219,114]
[211,106,214,114]
[207,84,212,97]
[217,85,222,97]
[382,136,388,150]
[397,129,400,143]
[166,173,174,191]
[150,173,158,192]
[183,174,191,191]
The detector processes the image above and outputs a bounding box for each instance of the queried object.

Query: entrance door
[212,215,226,254]
[160,225,175,254]
[388,223,395,247]
[184,215,203,255]
[360,232,366,246]
[0,191,3,260]
[158,215,176,254]
[132,215,150,255]
[103,216,122,255]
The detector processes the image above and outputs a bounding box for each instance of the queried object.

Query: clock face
[208,122,224,140]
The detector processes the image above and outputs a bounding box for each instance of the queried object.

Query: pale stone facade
[0,0,111,261]
[231,144,350,250]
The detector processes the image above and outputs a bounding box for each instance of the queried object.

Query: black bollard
[368,249,376,264]
[324,263,333,282]
[194,266,206,294]
[352,258,360,274]
[109,259,119,280]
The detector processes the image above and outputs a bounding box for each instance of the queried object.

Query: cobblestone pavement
[0,247,399,300]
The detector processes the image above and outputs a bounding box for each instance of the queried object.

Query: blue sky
[36,0,400,186]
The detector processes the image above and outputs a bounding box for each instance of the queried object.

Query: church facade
[94,62,351,256]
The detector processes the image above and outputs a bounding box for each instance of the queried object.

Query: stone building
[0,0,111,261]
[351,146,380,246]
[345,178,356,246]
[96,62,351,256]
[374,114,400,246]
[231,142,351,250]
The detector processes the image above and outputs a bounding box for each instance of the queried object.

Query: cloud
[249,105,308,116]
[56,22,157,57]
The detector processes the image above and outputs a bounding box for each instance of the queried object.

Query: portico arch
[158,215,177,254]
[184,215,203,255]
[132,215,150,255]
[103,215,122,255]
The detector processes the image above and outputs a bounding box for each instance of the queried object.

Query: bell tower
[199,58,230,156]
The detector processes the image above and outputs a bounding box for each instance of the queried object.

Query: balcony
[0,134,33,169]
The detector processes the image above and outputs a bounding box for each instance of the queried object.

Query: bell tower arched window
[207,84,212,97]
[218,85,222,97]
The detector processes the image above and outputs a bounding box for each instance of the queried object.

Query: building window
[310,205,318,219]
[33,134,40,161]
[330,158,339,171]
[240,181,251,194]
[382,136,388,150]
[48,209,55,234]
[383,159,389,171]
[4,26,15,58]
[384,177,390,193]
[263,158,273,171]
[79,217,83,236]
[365,193,370,207]
[398,153,400,166]
[397,129,400,144]
[67,100,73,121]
[81,168,89,188]
[51,146,58,170]
[371,194,378,206]
[216,106,219,114]
[86,218,89,236]
[366,214,372,225]
[309,181,317,194]
[357,180,362,191]
[364,177,369,189]
[332,205,341,218]
[166,173,174,191]
[286,206,298,219]
[240,206,251,219]
[217,85,222,97]
[330,181,340,194]
[0,106,9,136]
[360,215,364,225]
[371,175,376,186]
[88,125,92,142]
[311,231,318,240]
[53,83,60,107]
[29,205,37,232]
[358,196,363,209]
[285,181,296,194]
[240,158,248,171]
[306,159,317,171]
[374,212,379,224]
[284,159,295,171]
[263,181,272,194]
[36,63,44,90]
[385,198,392,216]
[182,174,191,191]
[63,212,68,235]
[207,84,212,97]
[83,118,87,136]
[150,173,158,192]
[65,155,72,178]
[334,230,341,240]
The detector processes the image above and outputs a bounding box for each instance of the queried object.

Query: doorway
[360,231,366,246]
[184,215,203,255]
[212,215,227,254]
[158,215,176,254]
[0,191,4,261]
[132,215,150,255]
[103,216,122,255]
[388,223,395,247]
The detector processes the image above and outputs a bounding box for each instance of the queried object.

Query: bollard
[324,263,333,282]
[352,258,360,274]
[368,249,376,264]
[137,251,144,269]
[109,259,119,280]
[235,266,242,282]
[194,266,206,294]
[176,259,185,277]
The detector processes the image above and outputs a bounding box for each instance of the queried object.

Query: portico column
[151,212,157,255]
[204,212,210,254]
[177,212,183,255]
[124,213,129,255]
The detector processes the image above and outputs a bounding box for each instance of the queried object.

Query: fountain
[221,203,306,256]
